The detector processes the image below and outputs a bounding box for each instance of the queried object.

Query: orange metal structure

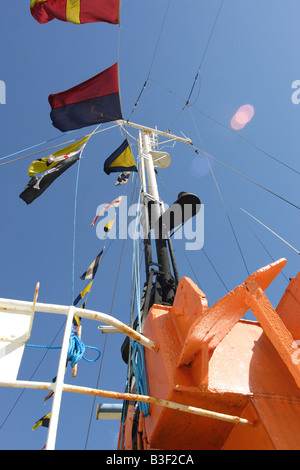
[119,258,300,450]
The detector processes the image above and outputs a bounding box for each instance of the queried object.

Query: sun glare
[230,104,254,130]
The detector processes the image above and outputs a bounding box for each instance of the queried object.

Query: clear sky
[0,0,299,450]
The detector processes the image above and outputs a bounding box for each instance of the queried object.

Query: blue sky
[0,0,299,450]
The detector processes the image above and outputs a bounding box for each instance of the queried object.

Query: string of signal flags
[25,0,141,446]
[21,1,138,204]
[21,0,139,308]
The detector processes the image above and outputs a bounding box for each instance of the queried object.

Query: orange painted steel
[129,258,300,450]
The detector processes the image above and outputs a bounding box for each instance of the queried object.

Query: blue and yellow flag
[73,281,93,306]
[32,413,51,431]
[104,140,137,175]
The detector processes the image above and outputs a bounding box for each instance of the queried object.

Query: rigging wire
[189,110,296,282]
[149,77,300,177]
[126,0,171,121]
[189,109,250,276]
[126,187,150,420]
[178,236,230,297]
[241,208,300,255]
[218,183,290,283]
[120,176,142,449]
[167,0,224,131]
[0,318,66,433]
[2,4,298,445]
[0,130,77,163]
[206,157,250,276]
[77,125,139,448]
[131,192,142,332]
[0,124,120,167]
[155,124,292,292]
[78,177,131,449]
[0,125,100,436]
[192,105,300,177]
[155,170,229,295]
[71,124,102,304]
[191,145,300,210]
[201,248,230,294]
[0,0,124,166]
[3,3,298,452]
[72,155,82,304]
[0,125,119,442]
[84,170,139,450]
[84,238,127,450]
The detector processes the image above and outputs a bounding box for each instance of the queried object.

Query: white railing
[0,286,252,450]
[0,285,158,450]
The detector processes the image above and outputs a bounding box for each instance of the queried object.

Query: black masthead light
[153,192,201,238]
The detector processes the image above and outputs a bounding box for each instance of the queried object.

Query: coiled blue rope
[26,327,101,368]
[67,327,101,367]
[131,340,149,417]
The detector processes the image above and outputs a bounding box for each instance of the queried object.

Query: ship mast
[0,122,201,450]
[120,122,200,362]
[139,130,177,307]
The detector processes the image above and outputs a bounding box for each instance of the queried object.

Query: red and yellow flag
[30,0,120,25]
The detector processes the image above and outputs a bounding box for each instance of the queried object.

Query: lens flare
[230,104,254,130]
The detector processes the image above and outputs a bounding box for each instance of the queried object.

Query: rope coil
[26,327,101,368]
[131,340,149,417]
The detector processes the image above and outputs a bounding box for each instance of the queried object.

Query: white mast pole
[138,131,147,196]
[138,131,150,241]
[142,130,162,227]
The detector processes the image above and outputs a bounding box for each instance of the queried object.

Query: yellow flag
[81,281,93,298]
[104,217,116,233]
[74,281,93,306]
